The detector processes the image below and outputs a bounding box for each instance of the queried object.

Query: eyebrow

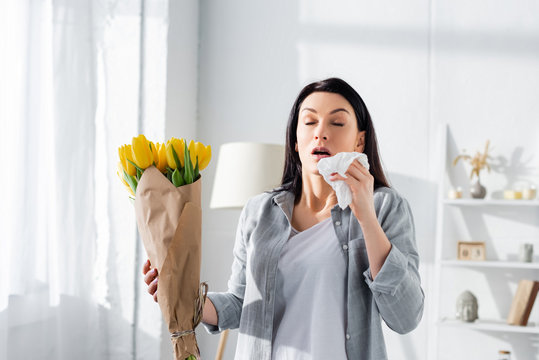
[301,107,350,115]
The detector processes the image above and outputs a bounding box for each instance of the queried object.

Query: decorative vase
[470,178,486,199]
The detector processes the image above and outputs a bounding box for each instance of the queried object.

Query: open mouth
[311,147,331,159]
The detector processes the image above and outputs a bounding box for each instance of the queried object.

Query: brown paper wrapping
[135,166,206,359]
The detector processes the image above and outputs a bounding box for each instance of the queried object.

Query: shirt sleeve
[362,194,424,334]
[201,203,248,334]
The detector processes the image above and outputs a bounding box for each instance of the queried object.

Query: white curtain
[0,0,170,359]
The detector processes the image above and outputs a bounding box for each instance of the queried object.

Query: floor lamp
[209,142,285,360]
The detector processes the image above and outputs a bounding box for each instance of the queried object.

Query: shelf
[432,125,539,360]
[439,318,539,334]
[442,260,539,269]
[443,199,539,206]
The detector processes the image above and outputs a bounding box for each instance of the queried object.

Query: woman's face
[296,91,365,175]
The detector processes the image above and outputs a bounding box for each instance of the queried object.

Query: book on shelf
[507,279,539,326]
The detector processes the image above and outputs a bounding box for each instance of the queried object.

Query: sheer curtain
[0,0,170,359]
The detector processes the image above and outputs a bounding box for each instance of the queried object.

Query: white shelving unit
[430,125,539,359]
[438,319,539,334]
[444,199,539,207]
[441,259,539,270]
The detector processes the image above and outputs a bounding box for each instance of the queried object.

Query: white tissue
[317,152,370,210]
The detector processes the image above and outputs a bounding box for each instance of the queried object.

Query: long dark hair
[276,77,390,201]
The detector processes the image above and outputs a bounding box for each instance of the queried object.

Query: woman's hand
[142,258,219,324]
[330,160,392,279]
[142,259,159,303]
[329,159,376,225]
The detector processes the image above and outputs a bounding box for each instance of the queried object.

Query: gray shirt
[272,217,347,359]
[203,186,424,360]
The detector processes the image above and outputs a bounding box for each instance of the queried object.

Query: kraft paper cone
[135,166,205,359]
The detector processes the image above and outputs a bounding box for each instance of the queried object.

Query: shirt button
[346,334,351,340]
[335,220,341,226]
[342,244,349,250]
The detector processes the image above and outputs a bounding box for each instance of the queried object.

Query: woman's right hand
[143,259,159,303]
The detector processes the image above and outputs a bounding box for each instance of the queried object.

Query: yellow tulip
[117,162,128,185]
[149,141,158,166]
[188,141,211,171]
[117,163,135,196]
[166,137,185,169]
[118,144,136,176]
[156,142,168,172]
[120,174,135,196]
[132,134,153,169]
[198,143,211,171]
[117,147,126,172]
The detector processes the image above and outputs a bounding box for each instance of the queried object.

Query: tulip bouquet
[117,135,211,360]
[118,135,211,199]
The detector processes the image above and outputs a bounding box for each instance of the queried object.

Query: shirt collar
[271,190,343,223]
[271,191,295,224]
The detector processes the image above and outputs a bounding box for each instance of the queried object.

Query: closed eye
[303,121,344,126]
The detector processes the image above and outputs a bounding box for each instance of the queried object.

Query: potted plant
[453,140,492,199]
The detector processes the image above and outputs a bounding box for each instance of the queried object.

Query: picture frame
[457,241,486,261]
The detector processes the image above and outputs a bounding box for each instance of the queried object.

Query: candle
[504,190,519,200]
[448,187,463,199]
[523,186,537,200]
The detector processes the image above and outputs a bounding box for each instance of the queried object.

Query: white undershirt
[271,217,348,360]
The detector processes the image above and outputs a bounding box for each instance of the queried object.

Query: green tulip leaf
[183,141,193,184]
[194,156,199,180]
[172,168,185,187]
[123,170,138,195]
[171,144,182,170]
[127,158,144,173]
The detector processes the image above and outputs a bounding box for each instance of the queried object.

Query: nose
[314,123,328,141]
[314,128,328,141]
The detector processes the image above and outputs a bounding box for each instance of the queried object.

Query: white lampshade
[210,142,285,209]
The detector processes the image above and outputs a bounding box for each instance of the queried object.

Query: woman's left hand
[329,160,376,224]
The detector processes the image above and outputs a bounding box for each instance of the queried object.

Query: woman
[143,78,424,359]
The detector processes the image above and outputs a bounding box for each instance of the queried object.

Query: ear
[354,131,366,152]
[295,143,298,152]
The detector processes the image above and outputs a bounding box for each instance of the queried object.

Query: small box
[458,241,486,261]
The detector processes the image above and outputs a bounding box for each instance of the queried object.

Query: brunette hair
[275,77,390,201]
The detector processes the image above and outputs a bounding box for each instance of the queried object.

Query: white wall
[430,1,539,359]
[187,1,539,359]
